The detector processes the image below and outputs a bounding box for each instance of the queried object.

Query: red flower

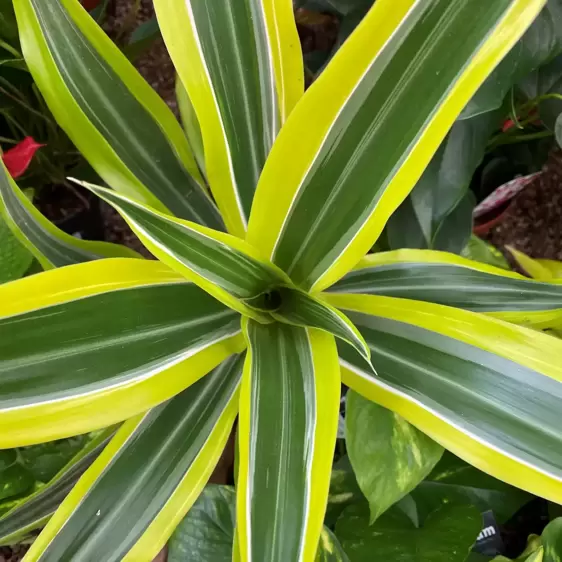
[81,0,101,10]
[501,119,515,132]
[2,137,44,179]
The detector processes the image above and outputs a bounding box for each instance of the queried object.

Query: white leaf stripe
[311,0,541,290]
[35,411,153,559]
[269,0,422,263]
[272,288,370,360]
[0,323,240,413]
[242,322,317,562]
[300,329,316,562]
[78,182,286,301]
[0,166,101,268]
[248,0,278,149]
[341,359,562,484]
[265,0,289,123]
[28,0,220,226]
[0,272,186,321]
[0,436,111,544]
[183,0,246,229]
[30,358,242,561]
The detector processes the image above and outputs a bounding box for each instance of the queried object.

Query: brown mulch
[485,149,562,265]
[100,203,153,258]
[0,545,28,562]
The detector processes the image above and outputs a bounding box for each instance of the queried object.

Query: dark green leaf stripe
[0,282,239,410]
[188,0,278,221]
[27,0,222,228]
[242,321,316,562]
[271,0,515,289]
[329,261,562,312]
[269,287,370,360]
[89,185,287,299]
[338,310,562,483]
[34,356,243,562]
[0,433,112,545]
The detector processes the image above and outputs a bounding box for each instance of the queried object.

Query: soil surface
[485,149,562,264]
[0,545,28,562]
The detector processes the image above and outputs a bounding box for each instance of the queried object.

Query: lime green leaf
[168,485,236,562]
[492,518,562,561]
[154,0,303,236]
[325,293,562,504]
[316,527,349,562]
[328,250,562,329]
[335,499,481,562]
[0,465,33,502]
[237,320,340,562]
[346,391,443,524]
[0,160,140,269]
[0,258,243,446]
[542,518,562,562]
[0,213,31,283]
[508,246,557,281]
[0,430,113,546]
[462,236,510,271]
[26,357,242,562]
[78,182,289,319]
[15,0,221,227]
[534,258,562,280]
[248,0,545,292]
[325,456,363,528]
[18,436,89,483]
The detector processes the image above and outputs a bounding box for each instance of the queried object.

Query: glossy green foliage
[169,484,349,562]
[0,215,31,282]
[415,453,531,525]
[345,392,443,523]
[335,497,481,562]
[0,436,88,509]
[168,485,236,562]
[462,237,510,270]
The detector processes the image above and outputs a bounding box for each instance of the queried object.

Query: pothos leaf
[335,498,481,562]
[345,391,443,524]
[169,484,350,562]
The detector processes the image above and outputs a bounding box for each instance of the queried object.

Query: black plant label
[472,510,504,556]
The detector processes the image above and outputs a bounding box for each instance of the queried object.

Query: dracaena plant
[1,0,561,560]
